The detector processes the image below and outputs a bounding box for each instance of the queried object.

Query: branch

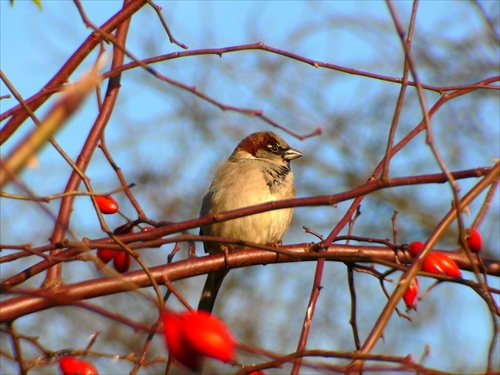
[0,166,495,287]
[357,161,500,357]
[1,244,498,323]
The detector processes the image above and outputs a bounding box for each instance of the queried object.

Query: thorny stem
[8,323,26,375]
[145,0,188,49]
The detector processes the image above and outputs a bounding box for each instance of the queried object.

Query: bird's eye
[269,144,279,153]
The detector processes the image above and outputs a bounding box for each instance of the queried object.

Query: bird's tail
[198,269,230,313]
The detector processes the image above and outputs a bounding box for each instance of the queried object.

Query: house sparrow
[198,131,302,312]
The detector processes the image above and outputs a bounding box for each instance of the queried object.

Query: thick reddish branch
[44,2,135,287]
[0,166,494,289]
[1,244,497,323]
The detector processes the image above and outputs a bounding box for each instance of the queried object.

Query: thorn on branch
[303,226,324,241]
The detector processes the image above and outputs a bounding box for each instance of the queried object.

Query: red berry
[248,371,267,375]
[95,196,119,214]
[59,356,78,374]
[403,277,419,310]
[465,228,482,253]
[163,310,237,371]
[163,310,200,370]
[113,251,131,273]
[59,356,99,375]
[96,248,115,264]
[422,252,461,278]
[181,310,236,363]
[408,241,424,256]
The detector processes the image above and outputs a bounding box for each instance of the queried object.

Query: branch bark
[1,244,498,323]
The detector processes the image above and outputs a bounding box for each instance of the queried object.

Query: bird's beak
[284,147,302,161]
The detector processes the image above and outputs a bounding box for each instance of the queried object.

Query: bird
[198,131,302,312]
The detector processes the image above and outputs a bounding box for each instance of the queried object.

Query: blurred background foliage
[1,1,499,374]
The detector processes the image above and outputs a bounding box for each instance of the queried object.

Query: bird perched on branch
[198,131,302,312]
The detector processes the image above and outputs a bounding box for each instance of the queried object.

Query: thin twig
[381,1,417,180]
[145,0,188,49]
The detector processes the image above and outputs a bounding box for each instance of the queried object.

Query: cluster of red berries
[94,195,131,271]
[403,228,483,309]
[59,309,263,374]
[94,195,156,273]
